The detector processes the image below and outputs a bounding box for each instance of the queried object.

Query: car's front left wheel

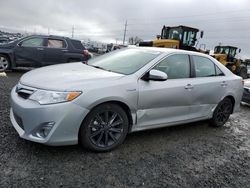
[79,103,129,152]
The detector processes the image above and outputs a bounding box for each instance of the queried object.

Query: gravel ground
[0,72,250,188]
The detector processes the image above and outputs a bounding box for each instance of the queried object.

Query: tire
[210,98,233,127]
[79,103,129,152]
[0,54,11,72]
[238,66,248,79]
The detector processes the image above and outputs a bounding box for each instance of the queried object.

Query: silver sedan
[10,47,243,151]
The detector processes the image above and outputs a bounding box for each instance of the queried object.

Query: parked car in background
[0,35,91,71]
[242,79,250,104]
[10,47,243,152]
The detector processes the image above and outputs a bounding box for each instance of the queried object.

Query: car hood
[0,42,17,49]
[20,62,125,91]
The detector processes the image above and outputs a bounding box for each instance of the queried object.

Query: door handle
[220,81,227,87]
[185,84,194,90]
[37,48,44,51]
[62,49,68,52]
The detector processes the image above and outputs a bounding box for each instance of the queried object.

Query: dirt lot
[0,72,250,188]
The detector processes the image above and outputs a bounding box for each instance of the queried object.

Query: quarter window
[215,65,224,76]
[153,54,190,79]
[21,37,44,47]
[193,56,216,77]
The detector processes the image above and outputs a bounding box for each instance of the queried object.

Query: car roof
[133,46,210,57]
[22,34,71,40]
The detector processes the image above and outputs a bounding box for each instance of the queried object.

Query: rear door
[137,54,195,128]
[43,38,67,65]
[14,37,45,67]
[189,55,227,118]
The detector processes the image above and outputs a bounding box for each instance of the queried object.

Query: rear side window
[193,56,216,77]
[153,54,190,79]
[21,37,44,47]
[47,39,66,48]
[70,40,84,50]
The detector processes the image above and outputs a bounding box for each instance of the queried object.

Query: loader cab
[214,46,238,62]
[214,46,237,57]
[161,25,200,50]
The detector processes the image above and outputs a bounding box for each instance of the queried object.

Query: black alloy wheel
[80,103,129,152]
[210,98,233,127]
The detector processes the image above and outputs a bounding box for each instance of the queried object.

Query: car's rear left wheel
[0,54,10,72]
[79,103,129,152]
[210,98,233,127]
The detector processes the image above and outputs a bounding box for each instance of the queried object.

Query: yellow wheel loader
[139,25,205,52]
[212,45,248,79]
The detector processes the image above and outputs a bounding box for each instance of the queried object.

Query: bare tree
[128,36,142,45]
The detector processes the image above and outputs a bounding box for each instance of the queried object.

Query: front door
[137,54,195,128]
[14,37,45,67]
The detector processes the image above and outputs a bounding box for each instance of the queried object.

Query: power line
[126,8,250,21]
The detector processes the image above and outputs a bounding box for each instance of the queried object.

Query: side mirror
[17,42,22,47]
[156,35,161,39]
[200,31,204,38]
[144,69,168,81]
[239,49,241,53]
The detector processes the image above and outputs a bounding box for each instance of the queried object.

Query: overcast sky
[0,0,250,58]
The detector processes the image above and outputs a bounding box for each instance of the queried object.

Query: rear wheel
[79,103,129,152]
[210,98,233,127]
[0,54,10,72]
[238,66,248,79]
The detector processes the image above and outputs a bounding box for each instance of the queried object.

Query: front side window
[193,56,216,77]
[153,54,190,79]
[47,39,65,48]
[21,37,44,47]
[87,48,161,75]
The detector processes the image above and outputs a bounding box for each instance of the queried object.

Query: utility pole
[72,25,74,38]
[48,28,50,35]
[123,20,127,45]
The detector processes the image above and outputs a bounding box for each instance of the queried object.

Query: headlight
[29,90,81,105]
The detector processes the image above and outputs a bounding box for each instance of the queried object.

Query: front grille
[16,85,34,99]
[13,112,24,130]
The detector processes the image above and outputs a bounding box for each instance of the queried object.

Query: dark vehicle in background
[0,35,90,71]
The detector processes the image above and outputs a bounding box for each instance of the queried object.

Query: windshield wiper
[89,65,112,72]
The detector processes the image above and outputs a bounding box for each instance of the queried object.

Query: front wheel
[0,54,11,72]
[210,98,233,127]
[79,103,129,152]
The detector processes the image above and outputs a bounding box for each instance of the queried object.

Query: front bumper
[242,87,250,104]
[10,86,89,146]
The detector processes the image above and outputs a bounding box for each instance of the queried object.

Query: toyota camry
[10,47,243,151]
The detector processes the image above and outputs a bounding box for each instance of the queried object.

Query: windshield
[214,46,229,54]
[87,48,161,75]
[162,27,182,40]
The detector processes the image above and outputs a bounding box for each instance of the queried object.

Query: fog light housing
[34,122,55,138]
